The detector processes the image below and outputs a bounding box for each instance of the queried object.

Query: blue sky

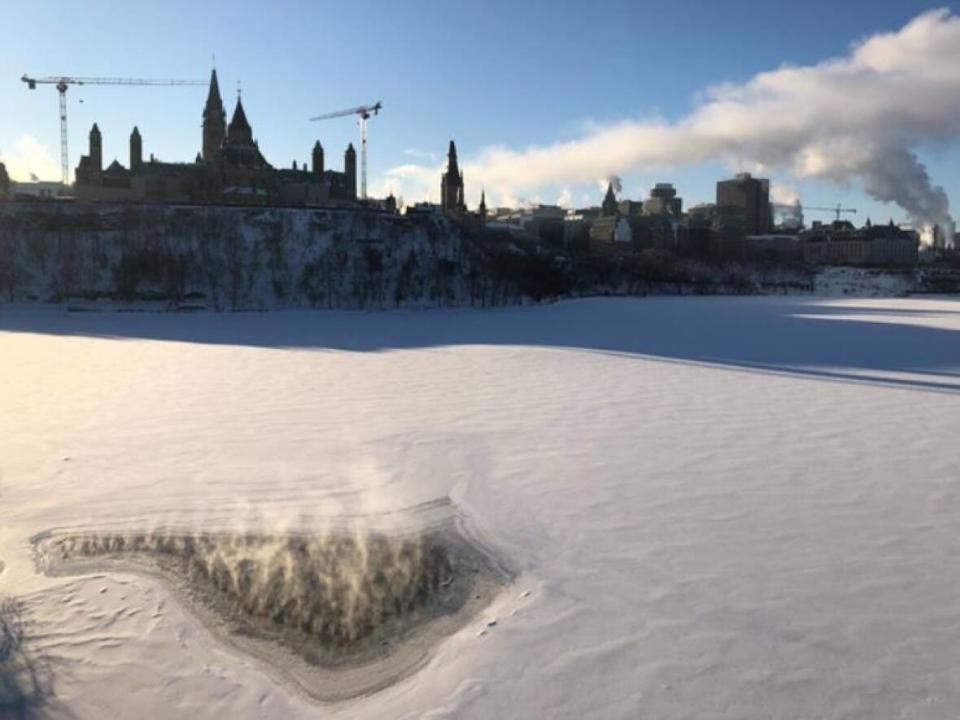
[3,0,960,225]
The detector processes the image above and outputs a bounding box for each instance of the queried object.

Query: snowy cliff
[0,203,530,310]
[1,202,955,310]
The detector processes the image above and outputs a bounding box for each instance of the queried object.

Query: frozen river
[2,296,960,718]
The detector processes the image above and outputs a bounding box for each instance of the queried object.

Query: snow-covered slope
[6,202,953,311]
[2,296,960,718]
[0,203,506,309]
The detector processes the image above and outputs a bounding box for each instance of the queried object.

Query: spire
[479,189,487,214]
[229,96,251,133]
[225,95,254,147]
[202,68,227,161]
[447,140,459,174]
[204,68,223,113]
[91,122,101,136]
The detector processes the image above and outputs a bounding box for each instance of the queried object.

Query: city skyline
[3,1,960,228]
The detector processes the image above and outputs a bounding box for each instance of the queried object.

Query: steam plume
[382,9,960,233]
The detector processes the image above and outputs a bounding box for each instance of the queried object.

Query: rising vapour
[383,9,960,233]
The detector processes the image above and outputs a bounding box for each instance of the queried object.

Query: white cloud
[378,162,441,204]
[377,9,960,229]
[556,188,573,208]
[403,148,438,163]
[0,135,61,182]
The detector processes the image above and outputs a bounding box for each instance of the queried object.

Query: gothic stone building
[74,69,357,206]
[441,140,466,213]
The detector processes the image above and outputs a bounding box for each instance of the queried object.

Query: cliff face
[0,203,524,310]
[1,202,953,310]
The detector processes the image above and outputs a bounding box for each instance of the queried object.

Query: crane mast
[21,74,206,186]
[309,101,382,201]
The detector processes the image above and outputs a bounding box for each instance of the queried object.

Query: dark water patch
[33,524,509,700]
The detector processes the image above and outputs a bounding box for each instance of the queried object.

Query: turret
[129,126,142,171]
[344,143,357,200]
[89,123,103,173]
[312,141,324,176]
[202,68,227,161]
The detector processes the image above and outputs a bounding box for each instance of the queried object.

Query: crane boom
[772,202,857,223]
[309,101,382,201]
[309,101,381,122]
[22,74,207,88]
[21,73,206,186]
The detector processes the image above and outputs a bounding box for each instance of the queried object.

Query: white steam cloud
[382,9,960,232]
[0,135,60,183]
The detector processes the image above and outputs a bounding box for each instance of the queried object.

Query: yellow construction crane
[309,101,382,200]
[21,73,207,186]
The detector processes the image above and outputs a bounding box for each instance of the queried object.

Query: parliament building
[74,70,357,206]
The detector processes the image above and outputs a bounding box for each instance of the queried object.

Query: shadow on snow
[0,598,60,720]
[3,296,960,393]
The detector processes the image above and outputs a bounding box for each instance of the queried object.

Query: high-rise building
[643,183,682,216]
[716,173,773,235]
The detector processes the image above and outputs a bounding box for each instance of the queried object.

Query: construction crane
[803,204,857,222]
[21,74,207,186]
[773,202,856,221]
[773,202,857,224]
[309,101,382,201]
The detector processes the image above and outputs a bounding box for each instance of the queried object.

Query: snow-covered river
[3,296,960,718]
